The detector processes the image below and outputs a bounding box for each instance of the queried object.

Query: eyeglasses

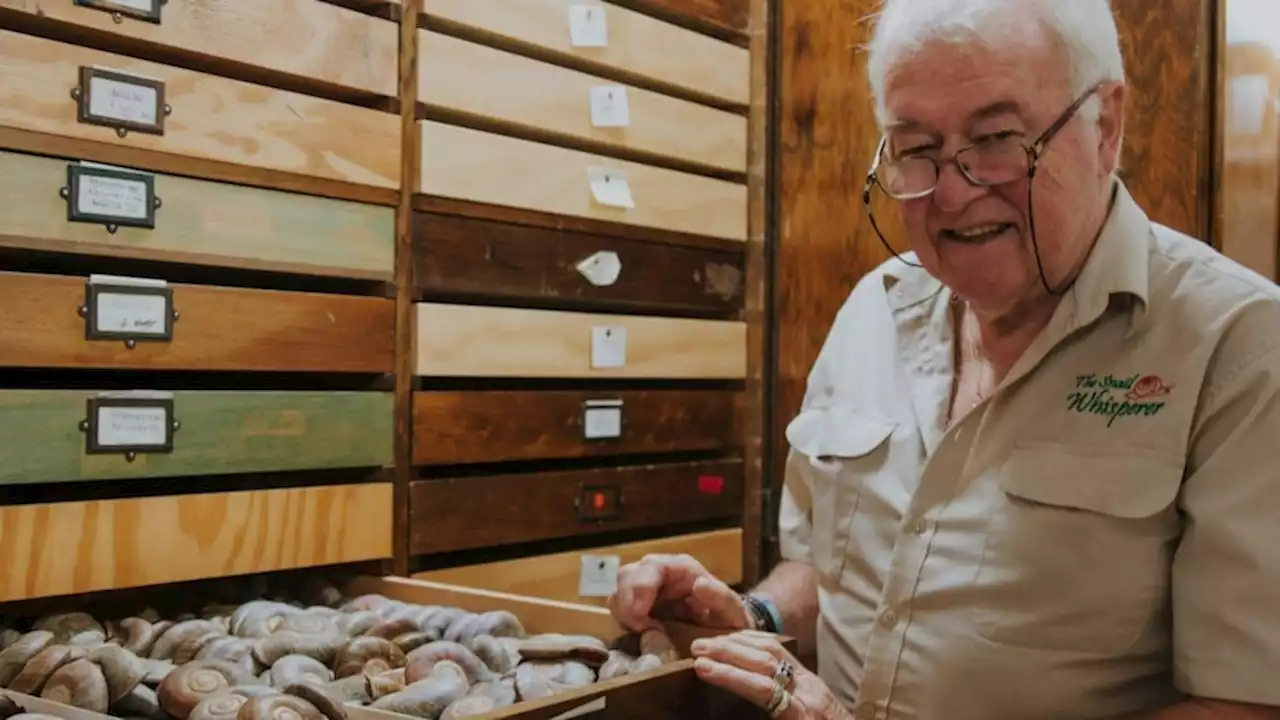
[863,82,1103,200]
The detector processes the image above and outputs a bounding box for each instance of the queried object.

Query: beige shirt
[778,182,1280,720]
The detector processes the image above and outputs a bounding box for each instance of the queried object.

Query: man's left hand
[691,630,851,719]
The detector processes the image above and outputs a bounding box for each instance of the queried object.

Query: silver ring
[767,687,792,718]
[772,660,795,689]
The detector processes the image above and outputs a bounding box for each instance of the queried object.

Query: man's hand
[691,630,851,719]
[607,553,751,632]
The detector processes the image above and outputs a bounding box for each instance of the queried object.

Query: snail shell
[462,636,511,675]
[252,616,345,667]
[113,684,167,720]
[638,629,679,663]
[369,675,467,719]
[40,657,111,713]
[88,644,147,704]
[598,650,636,681]
[232,602,298,639]
[282,683,347,720]
[0,631,55,686]
[629,654,663,674]
[237,694,324,720]
[513,661,595,702]
[33,614,105,647]
[151,620,222,662]
[515,634,610,667]
[333,637,405,679]
[338,595,392,614]
[107,618,161,657]
[465,678,516,707]
[187,692,248,720]
[269,655,332,687]
[404,642,493,686]
[9,644,86,695]
[334,613,378,638]
[0,630,22,653]
[157,660,258,720]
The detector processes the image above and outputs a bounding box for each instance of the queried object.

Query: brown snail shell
[317,675,372,705]
[389,632,434,655]
[638,629,679,663]
[139,658,177,686]
[187,692,248,720]
[404,642,493,685]
[34,613,105,647]
[369,675,467,719]
[420,609,466,638]
[363,619,417,642]
[461,636,511,675]
[333,613,378,638]
[515,634,610,667]
[269,655,332,687]
[282,683,347,720]
[8,644,86,695]
[157,660,257,720]
[252,616,345,667]
[513,661,595,702]
[151,620,222,662]
[195,637,257,675]
[0,631,55,686]
[236,694,324,720]
[90,643,147,704]
[107,618,161,657]
[231,602,298,639]
[113,684,167,720]
[333,637,405,679]
[40,657,111,713]
[0,629,22,653]
[363,668,405,700]
[338,595,392,614]
[174,630,227,665]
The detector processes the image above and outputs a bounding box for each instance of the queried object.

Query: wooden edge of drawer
[0,483,393,603]
[0,271,396,372]
[417,121,748,241]
[413,303,748,378]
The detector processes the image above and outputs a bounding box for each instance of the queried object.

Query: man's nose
[931,161,988,213]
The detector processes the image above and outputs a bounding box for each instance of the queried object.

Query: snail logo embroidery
[1067,373,1173,427]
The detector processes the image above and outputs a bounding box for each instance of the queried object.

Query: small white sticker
[568,4,608,47]
[589,85,630,127]
[590,326,626,368]
[588,166,635,209]
[575,250,622,287]
[88,74,159,127]
[584,399,623,439]
[78,174,150,221]
[579,554,621,597]
[96,404,168,448]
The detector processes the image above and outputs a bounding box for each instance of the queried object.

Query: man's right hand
[607,553,753,632]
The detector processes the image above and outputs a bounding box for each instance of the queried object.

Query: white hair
[866,0,1125,127]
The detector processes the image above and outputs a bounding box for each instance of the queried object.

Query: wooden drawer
[414,528,745,602]
[424,0,750,105]
[413,211,744,315]
[414,303,747,378]
[0,31,400,191]
[0,0,398,98]
[419,30,746,173]
[0,271,395,372]
[623,0,751,36]
[0,150,394,279]
[0,483,392,603]
[418,121,747,240]
[412,389,741,464]
[409,462,743,553]
[0,390,393,486]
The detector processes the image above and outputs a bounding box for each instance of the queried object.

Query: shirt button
[908,518,927,535]
[855,704,878,720]
[878,609,898,629]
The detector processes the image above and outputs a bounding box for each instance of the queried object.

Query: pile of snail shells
[0,589,681,720]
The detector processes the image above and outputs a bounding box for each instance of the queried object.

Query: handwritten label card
[85,391,176,455]
[568,5,608,47]
[86,274,173,342]
[590,326,627,368]
[89,75,160,126]
[589,85,630,127]
[67,162,158,230]
[584,399,623,439]
[579,554,621,597]
[588,166,635,209]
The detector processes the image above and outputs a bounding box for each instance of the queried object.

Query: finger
[693,656,783,713]
[611,561,666,631]
[685,576,749,628]
[730,630,798,663]
[689,636,777,676]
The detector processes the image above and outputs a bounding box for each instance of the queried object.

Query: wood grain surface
[418,121,747,240]
[414,302,747,378]
[410,462,742,553]
[0,149,395,279]
[422,0,749,106]
[413,211,745,315]
[418,30,747,173]
[0,31,400,189]
[0,390,394,486]
[412,389,742,464]
[0,0,399,98]
[613,0,750,38]
[0,271,395,372]
[412,528,745,603]
[0,482,393,603]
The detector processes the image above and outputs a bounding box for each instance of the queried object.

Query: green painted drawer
[0,390,394,485]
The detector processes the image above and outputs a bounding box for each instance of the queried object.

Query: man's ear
[1096,80,1127,176]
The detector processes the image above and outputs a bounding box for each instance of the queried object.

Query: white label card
[579,554,621,597]
[96,405,168,448]
[590,326,626,368]
[589,85,630,127]
[103,0,160,12]
[584,399,623,439]
[95,291,169,337]
[587,167,635,209]
[77,174,150,221]
[575,250,622,287]
[568,4,608,47]
[88,74,159,127]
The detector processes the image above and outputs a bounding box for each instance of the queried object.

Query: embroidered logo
[1067,373,1172,427]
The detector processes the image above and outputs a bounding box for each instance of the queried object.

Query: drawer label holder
[73,0,166,25]
[72,66,171,138]
[582,398,624,441]
[80,391,180,461]
[62,162,162,233]
[79,274,179,348]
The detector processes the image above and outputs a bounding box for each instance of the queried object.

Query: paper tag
[96,404,167,447]
[568,4,608,47]
[588,167,635,209]
[584,399,623,439]
[77,173,150,221]
[575,250,622,287]
[589,85,630,127]
[579,554,621,597]
[95,291,168,337]
[88,74,160,127]
[590,326,626,368]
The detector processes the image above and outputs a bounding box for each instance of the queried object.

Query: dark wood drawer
[413,212,744,315]
[409,459,743,553]
[412,389,742,465]
[0,271,394,372]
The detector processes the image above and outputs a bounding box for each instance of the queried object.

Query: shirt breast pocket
[786,406,896,580]
[972,445,1185,654]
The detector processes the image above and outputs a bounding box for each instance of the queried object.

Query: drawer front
[412,389,741,464]
[409,461,743,553]
[419,31,746,173]
[0,272,395,372]
[0,483,393,603]
[413,212,744,315]
[0,390,394,485]
[0,150,394,279]
[424,0,750,105]
[418,122,747,240]
[414,303,747,378]
[624,0,751,35]
[0,31,400,189]
[0,0,398,97]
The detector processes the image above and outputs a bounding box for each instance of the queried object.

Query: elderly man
[607,1,1280,718]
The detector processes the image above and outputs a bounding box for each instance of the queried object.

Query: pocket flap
[785,406,896,459]
[1000,445,1185,518]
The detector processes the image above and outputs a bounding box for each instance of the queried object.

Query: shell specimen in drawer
[0,578,684,720]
